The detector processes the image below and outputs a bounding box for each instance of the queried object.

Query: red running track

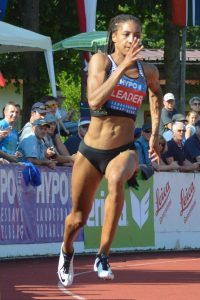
[1,251,200,300]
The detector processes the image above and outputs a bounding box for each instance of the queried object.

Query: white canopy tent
[0,21,56,96]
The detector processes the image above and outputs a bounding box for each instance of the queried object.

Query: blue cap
[32,118,50,127]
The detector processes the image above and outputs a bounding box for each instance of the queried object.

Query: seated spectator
[164,121,199,172]
[184,119,200,163]
[152,136,179,172]
[189,96,200,117]
[135,122,152,166]
[64,116,90,155]
[185,111,198,139]
[18,119,57,169]
[159,93,178,136]
[19,102,47,142]
[0,103,21,157]
[44,113,75,166]
[163,113,187,141]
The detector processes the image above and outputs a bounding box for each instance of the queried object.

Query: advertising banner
[0,164,83,245]
[84,176,155,249]
[154,172,200,231]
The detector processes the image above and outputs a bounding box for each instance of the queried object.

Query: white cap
[164,93,175,101]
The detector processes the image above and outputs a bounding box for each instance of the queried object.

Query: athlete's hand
[148,135,160,165]
[122,37,144,70]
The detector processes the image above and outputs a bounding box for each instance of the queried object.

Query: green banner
[84,176,155,250]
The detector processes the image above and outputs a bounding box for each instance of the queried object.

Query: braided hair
[106,14,141,54]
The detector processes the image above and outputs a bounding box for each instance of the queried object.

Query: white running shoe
[94,252,114,280]
[58,243,74,287]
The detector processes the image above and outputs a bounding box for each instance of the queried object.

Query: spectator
[14,104,22,131]
[18,119,57,169]
[64,116,90,155]
[184,119,200,163]
[56,94,75,122]
[189,96,200,117]
[0,103,20,156]
[159,93,178,136]
[19,102,47,142]
[0,150,20,163]
[134,127,142,141]
[42,95,69,136]
[185,111,198,139]
[135,122,152,165]
[152,135,179,172]
[57,95,78,136]
[163,113,187,141]
[44,113,75,165]
[165,121,199,172]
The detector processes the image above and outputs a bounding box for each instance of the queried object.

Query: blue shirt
[0,119,18,155]
[135,136,151,165]
[18,134,46,161]
[64,134,81,155]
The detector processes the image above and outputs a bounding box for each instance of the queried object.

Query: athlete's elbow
[88,99,100,111]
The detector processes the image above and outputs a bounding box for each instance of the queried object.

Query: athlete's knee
[65,212,86,230]
[107,170,124,194]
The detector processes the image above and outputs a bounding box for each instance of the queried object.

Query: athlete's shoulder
[90,52,109,64]
[140,61,159,74]
[89,52,111,72]
[140,61,159,82]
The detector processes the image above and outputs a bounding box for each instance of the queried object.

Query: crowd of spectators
[137,93,200,175]
[0,93,200,177]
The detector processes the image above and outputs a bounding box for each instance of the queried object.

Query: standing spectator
[18,119,57,169]
[159,93,178,136]
[184,120,200,163]
[135,122,152,165]
[0,103,19,156]
[19,102,47,142]
[64,116,91,155]
[165,121,199,172]
[185,111,198,139]
[189,96,200,117]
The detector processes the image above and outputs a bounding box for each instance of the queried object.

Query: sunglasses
[193,103,200,106]
[177,129,186,132]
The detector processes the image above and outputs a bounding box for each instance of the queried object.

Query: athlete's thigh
[105,149,138,181]
[71,152,103,214]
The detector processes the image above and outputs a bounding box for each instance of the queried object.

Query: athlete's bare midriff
[84,115,135,149]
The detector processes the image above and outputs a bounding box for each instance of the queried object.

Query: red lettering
[156,181,171,215]
[180,182,195,215]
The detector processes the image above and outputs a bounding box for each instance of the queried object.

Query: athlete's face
[112,21,142,54]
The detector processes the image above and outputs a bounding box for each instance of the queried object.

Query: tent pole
[180,26,187,114]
